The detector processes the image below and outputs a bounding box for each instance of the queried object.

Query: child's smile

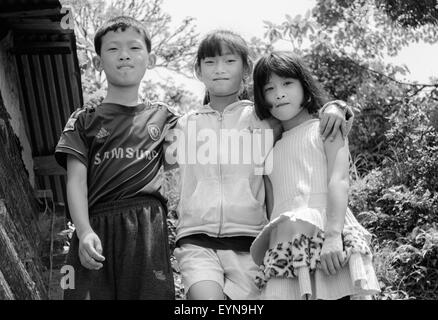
[117,64,134,70]
[97,27,152,88]
[197,43,244,98]
[274,102,291,108]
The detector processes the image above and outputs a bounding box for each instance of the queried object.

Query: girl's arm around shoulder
[319,100,354,142]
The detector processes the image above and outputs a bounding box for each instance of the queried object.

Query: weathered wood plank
[0,205,42,300]
[0,269,15,300]
[0,92,48,299]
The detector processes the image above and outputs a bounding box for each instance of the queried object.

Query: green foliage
[304,45,369,100]
[368,224,438,300]
[375,0,438,28]
[312,0,438,54]
[371,240,411,300]
[348,103,438,299]
[316,0,438,29]
[141,79,200,115]
[350,95,438,299]
[393,225,438,299]
[384,101,438,190]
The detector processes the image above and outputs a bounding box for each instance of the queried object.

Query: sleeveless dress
[250,119,380,300]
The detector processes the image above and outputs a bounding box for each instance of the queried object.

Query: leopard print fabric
[255,227,372,290]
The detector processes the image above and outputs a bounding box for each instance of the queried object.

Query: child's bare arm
[321,132,350,276]
[263,175,274,220]
[67,155,91,238]
[66,155,105,270]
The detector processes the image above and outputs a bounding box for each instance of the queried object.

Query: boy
[55,16,178,299]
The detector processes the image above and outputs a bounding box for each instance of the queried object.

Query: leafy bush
[392,225,438,299]
[349,97,438,299]
[372,240,411,300]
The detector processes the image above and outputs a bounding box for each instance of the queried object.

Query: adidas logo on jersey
[96,127,110,139]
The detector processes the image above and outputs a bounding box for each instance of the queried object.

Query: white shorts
[174,243,260,300]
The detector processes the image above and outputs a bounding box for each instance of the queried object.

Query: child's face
[95,27,153,88]
[263,73,305,121]
[197,43,244,98]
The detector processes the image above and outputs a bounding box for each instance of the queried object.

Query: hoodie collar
[196,100,253,114]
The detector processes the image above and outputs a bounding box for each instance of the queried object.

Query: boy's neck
[208,93,239,114]
[103,83,142,106]
[281,108,314,132]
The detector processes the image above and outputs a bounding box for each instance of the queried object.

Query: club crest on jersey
[63,117,77,132]
[148,124,161,141]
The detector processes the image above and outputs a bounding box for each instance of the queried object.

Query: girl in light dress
[250,51,380,300]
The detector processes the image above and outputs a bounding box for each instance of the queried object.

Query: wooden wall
[0,92,47,300]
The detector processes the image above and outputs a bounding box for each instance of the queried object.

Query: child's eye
[227,59,236,63]
[264,87,273,92]
[284,81,293,86]
[108,48,117,51]
[204,60,215,64]
[131,47,141,50]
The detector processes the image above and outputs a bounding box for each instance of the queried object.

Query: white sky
[162,0,314,43]
[146,0,438,98]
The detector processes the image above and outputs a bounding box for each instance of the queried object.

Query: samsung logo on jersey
[94,148,158,165]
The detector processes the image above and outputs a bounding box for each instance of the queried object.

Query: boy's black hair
[253,51,328,120]
[195,30,253,105]
[94,16,151,56]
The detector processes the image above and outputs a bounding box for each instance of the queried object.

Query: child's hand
[320,234,346,276]
[319,101,349,141]
[78,231,105,270]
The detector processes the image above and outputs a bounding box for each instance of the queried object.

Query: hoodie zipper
[217,111,224,237]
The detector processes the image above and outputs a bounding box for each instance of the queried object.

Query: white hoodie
[166,100,274,240]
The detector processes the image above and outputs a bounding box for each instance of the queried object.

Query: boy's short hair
[94,16,152,55]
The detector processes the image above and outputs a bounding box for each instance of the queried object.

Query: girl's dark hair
[195,30,253,104]
[94,16,151,56]
[253,51,328,120]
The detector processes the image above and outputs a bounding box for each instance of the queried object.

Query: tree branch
[344,56,438,88]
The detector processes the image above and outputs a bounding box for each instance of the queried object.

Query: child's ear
[301,94,312,108]
[243,65,252,82]
[92,56,103,72]
[243,60,253,81]
[147,53,156,69]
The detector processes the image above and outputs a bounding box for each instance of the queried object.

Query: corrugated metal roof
[0,0,60,13]
[2,1,83,205]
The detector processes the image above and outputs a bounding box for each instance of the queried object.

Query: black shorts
[63,196,175,300]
